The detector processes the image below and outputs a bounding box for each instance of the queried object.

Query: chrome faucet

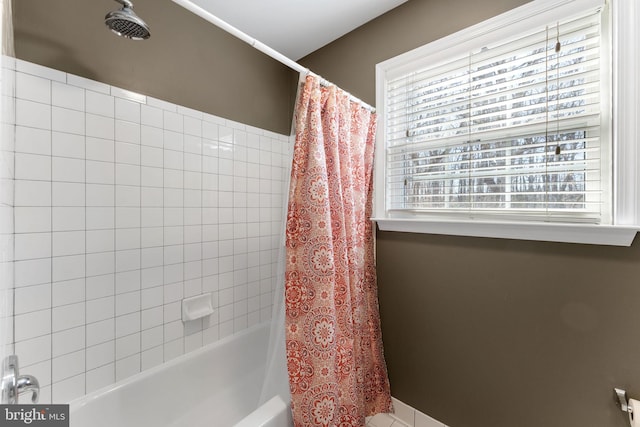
[1,355,39,404]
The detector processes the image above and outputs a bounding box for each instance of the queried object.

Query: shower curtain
[284,75,392,426]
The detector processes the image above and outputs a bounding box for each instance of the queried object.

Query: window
[386,11,606,222]
[374,0,640,246]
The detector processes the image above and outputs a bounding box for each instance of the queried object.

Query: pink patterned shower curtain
[284,75,393,427]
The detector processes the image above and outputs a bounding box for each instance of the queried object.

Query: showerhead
[105,0,150,40]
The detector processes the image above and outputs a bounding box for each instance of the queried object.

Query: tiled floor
[366,413,409,427]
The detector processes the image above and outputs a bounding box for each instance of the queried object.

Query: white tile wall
[0,52,15,371]
[385,397,449,427]
[7,57,291,403]
[365,397,450,427]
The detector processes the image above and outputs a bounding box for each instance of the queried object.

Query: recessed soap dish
[182,293,214,322]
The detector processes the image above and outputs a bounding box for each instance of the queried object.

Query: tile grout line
[111,86,116,386]
[181,112,185,354]
[161,110,165,364]
[138,99,143,373]
[49,71,54,403]
[83,70,88,397]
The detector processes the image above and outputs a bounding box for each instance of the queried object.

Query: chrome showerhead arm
[113,0,134,9]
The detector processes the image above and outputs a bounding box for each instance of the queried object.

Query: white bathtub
[69,323,293,427]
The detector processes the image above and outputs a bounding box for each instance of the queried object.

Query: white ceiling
[186,0,408,60]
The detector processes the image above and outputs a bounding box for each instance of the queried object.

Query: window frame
[373,0,640,246]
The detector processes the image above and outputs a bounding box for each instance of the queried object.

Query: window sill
[372,218,640,246]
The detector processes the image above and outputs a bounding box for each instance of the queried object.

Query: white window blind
[384,9,608,223]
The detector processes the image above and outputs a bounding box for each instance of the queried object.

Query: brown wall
[13,0,296,134]
[300,0,535,106]
[301,1,640,427]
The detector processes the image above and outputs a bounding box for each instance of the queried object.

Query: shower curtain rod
[171,0,375,112]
